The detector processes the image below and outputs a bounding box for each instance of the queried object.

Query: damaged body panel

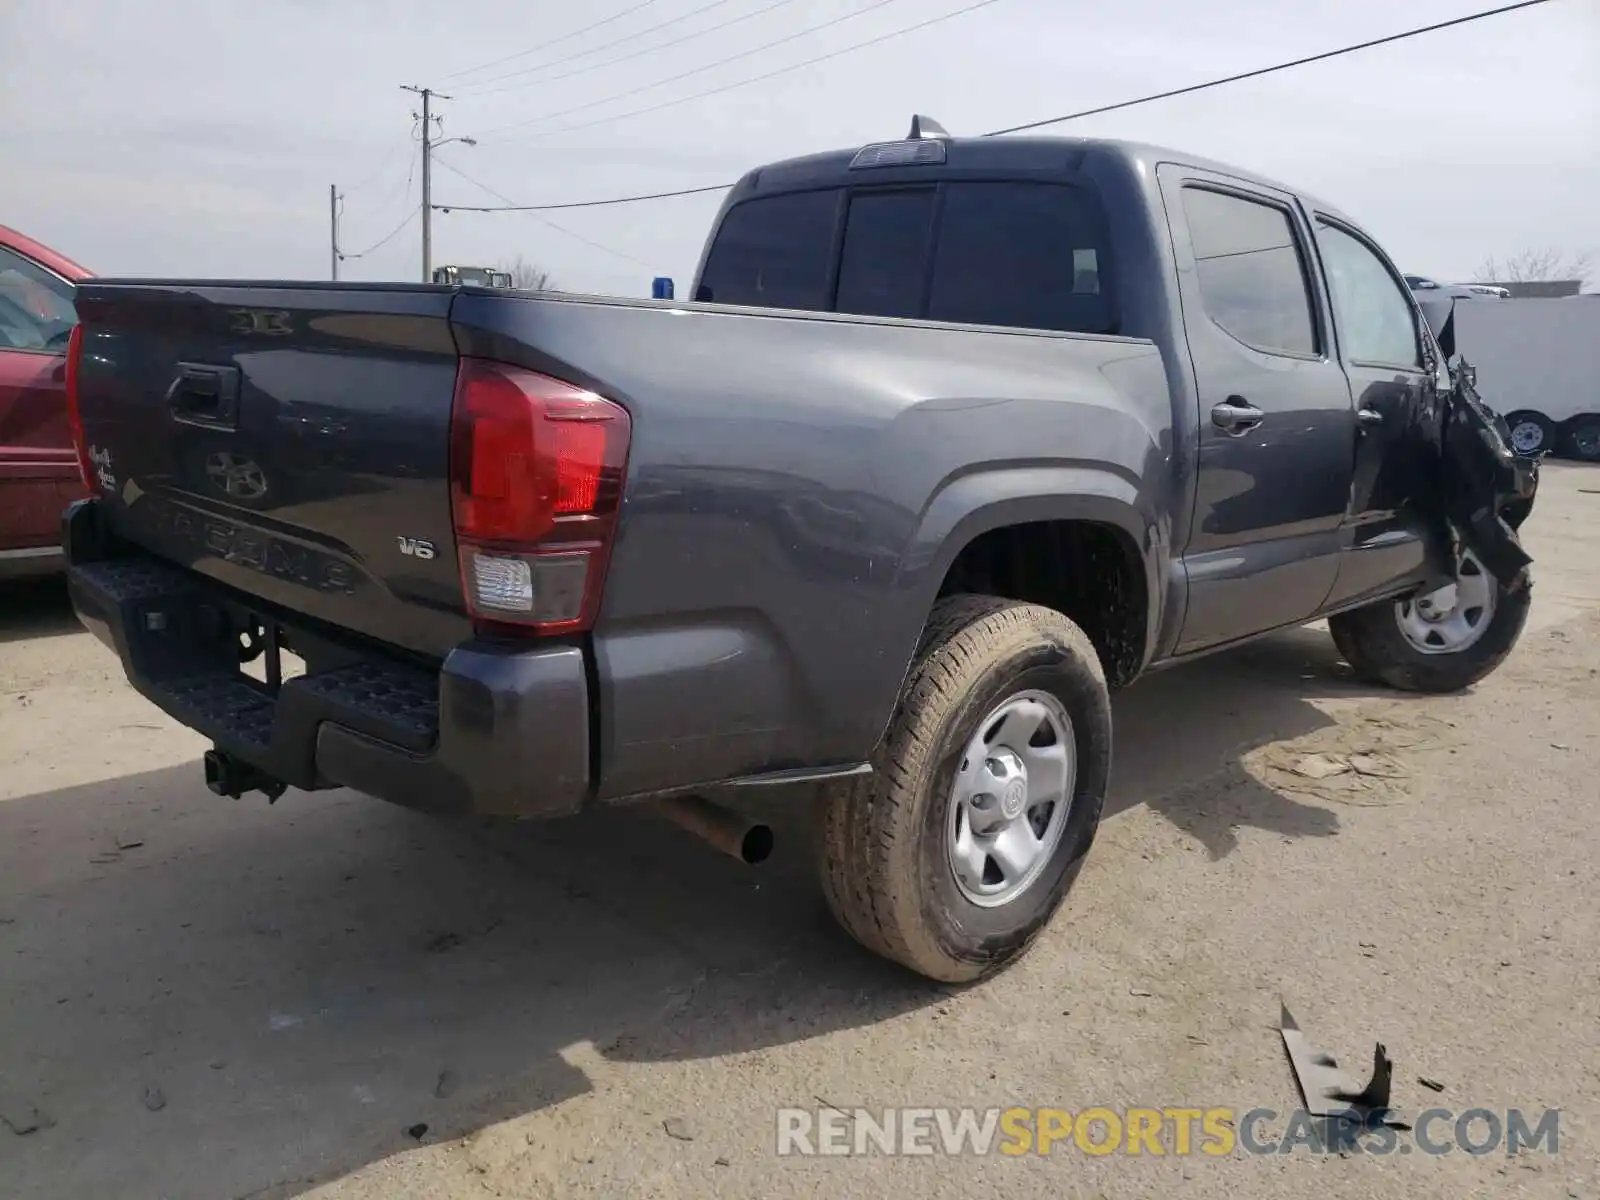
[1280,1003,1398,1121]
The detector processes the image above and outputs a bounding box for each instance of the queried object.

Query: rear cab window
[695,189,838,311]
[696,176,1117,336]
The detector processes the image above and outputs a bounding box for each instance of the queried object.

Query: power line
[420,181,735,213]
[432,156,658,269]
[454,0,1559,210]
[479,0,914,138]
[341,144,421,259]
[360,152,418,224]
[340,207,420,260]
[443,0,662,80]
[342,132,416,194]
[988,0,1558,136]
[462,0,742,92]
[463,0,811,97]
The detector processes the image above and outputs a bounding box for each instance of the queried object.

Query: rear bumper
[62,498,591,819]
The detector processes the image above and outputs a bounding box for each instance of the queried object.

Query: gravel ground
[2,463,1596,1200]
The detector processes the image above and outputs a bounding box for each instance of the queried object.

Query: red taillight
[449,357,631,635]
[64,323,94,491]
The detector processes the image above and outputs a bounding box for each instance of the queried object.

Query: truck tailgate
[70,282,471,658]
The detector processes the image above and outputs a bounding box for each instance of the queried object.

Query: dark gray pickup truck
[62,123,1537,982]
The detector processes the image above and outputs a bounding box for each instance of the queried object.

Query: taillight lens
[64,323,94,490]
[449,357,631,635]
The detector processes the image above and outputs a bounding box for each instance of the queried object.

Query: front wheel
[818,596,1112,983]
[1329,548,1530,693]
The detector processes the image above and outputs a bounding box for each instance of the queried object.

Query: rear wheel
[1560,415,1600,463]
[818,596,1112,983]
[1329,548,1530,693]
[1501,410,1556,456]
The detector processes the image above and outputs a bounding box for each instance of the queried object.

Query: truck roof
[726,134,1352,225]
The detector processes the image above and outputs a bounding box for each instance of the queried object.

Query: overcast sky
[3,0,1595,295]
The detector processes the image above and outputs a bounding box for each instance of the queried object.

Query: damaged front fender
[1435,359,1539,586]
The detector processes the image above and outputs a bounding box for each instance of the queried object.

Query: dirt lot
[2,464,1597,1200]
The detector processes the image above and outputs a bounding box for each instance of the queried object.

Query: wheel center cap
[1000,777,1028,821]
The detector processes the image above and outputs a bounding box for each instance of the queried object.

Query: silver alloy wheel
[1508,420,1546,455]
[1394,548,1497,655]
[945,689,1075,908]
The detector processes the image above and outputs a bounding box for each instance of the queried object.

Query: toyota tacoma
[61,123,1537,982]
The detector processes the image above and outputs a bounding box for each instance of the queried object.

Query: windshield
[455,268,494,286]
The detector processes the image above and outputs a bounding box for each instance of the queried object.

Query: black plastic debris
[1279,1002,1394,1118]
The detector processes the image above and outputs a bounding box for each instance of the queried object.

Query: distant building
[1480,279,1584,299]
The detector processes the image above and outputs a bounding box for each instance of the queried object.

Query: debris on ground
[1,1101,52,1136]
[1418,1077,1446,1092]
[423,931,463,955]
[406,1123,429,1140]
[1129,986,1153,997]
[662,1116,696,1141]
[1290,754,1348,780]
[1250,706,1456,806]
[141,1086,166,1112]
[1279,1002,1395,1118]
[114,834,145,850]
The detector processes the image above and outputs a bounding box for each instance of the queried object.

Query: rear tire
[1560,415,1600,463]
[1501,410,1556,457]
[1329,550,1530,694]
[818,596,1112,983]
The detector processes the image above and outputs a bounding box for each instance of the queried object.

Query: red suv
[0,224,89,579]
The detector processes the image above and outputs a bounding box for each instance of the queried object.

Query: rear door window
[695,189,839,309]
[1180,186,1319,357]
[928,182,1114,334]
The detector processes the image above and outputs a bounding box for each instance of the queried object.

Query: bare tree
[496,255,556,291]
[1474,247,1593,284]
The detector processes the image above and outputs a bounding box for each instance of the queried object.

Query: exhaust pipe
[654,795,773,865]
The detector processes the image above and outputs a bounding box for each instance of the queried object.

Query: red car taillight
[64,323,94,491]
[448,357,631,635]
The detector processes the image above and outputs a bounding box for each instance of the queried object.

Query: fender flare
[869,465,1166,747]
[901,463,1161,612]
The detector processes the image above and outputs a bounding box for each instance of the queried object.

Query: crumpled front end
[1434,361,1539,587]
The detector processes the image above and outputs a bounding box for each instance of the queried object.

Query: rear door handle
[1357,407,1383,428]
[1211,396,1265,436]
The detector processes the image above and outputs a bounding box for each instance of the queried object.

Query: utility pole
[401,84,450,284]
[329,184,341,281]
